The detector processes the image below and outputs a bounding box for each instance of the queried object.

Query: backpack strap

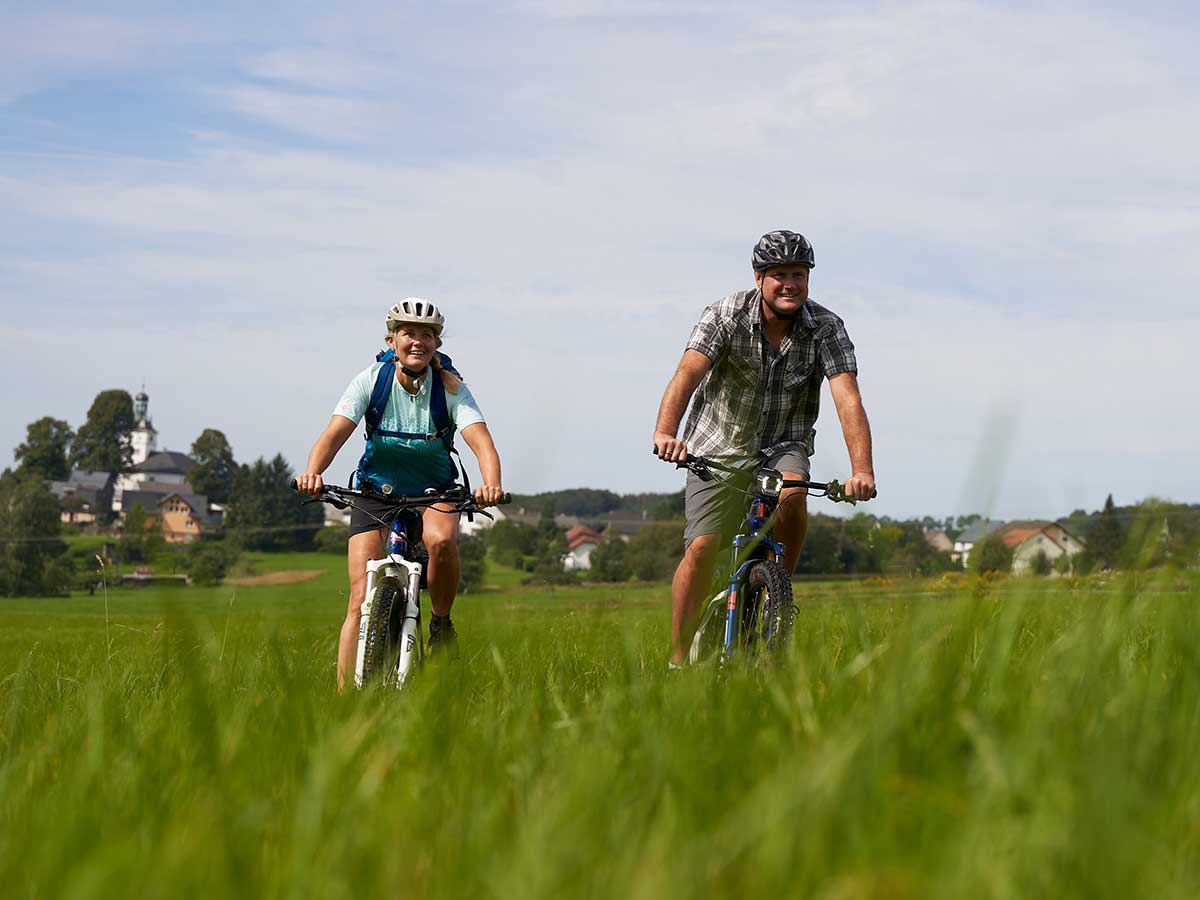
[364,349,397,440]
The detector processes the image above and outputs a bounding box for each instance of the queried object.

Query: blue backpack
[353,348,468,495]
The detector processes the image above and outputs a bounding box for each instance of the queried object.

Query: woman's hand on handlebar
[475,484,506,507]
[295,472,325,497]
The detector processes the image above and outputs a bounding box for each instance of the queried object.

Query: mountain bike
[294,481,510,688]
[668,456,860,664]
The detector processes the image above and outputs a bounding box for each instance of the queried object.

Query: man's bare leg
[670,533,721,665]
[773,474,810,574]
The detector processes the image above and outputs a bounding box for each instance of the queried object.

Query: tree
[624,523,684,581]
[587,532,628,581]
[70,390,135,475]
[315,524,350,554]
[1083,494,1126,571]
[225,454,324,551]
[14,417,74,480]
[118,503,163,564]
[0,469,67,596]
[189,429,237,504]
[186,539,239,587]
[968,534,1014,574]
[652,490,686,521]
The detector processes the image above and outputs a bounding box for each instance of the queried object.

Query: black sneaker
[427,614,459,658]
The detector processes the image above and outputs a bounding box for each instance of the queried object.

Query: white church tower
[129,389,158,467]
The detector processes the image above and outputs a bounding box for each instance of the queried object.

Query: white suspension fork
[354,555,423,688]
[392,560,424,688]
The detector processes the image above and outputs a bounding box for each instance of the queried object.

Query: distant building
[459,506,506,538]
[157,492,223,543]
[113,450,196,512]
[562,524,604,571]
[994,520,1084,575]
[129,389,158,467]
[952,520,1004,567]
[923,529,953,553]
[605,509,650,540]
[48,469,115,524]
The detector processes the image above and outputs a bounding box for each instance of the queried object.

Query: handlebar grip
[498,493,513,505]
[289,479,298,491]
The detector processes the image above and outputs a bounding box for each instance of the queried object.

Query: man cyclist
[652,230,876,666]
[296,299,504,689]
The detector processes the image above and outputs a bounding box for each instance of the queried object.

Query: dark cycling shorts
[348,494,427,541]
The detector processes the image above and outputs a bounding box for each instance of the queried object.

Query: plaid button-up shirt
[680,290,858,463]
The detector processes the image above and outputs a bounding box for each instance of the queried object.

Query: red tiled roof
[568,534,600,551]
[1001,528,1040,548]
[566,524,602,543]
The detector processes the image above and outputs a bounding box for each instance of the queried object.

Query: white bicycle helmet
[386,297,445,335]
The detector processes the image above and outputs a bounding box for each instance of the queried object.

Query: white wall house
[996,521,1085,574]
[562,525,604,571]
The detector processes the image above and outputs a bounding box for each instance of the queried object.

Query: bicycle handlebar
[653,450,869,503]
[290,480,512,513]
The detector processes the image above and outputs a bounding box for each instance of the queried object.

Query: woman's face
[388,325,439,371]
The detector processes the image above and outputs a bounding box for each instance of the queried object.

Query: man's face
[755,265,811,320]
[387,325,439,370]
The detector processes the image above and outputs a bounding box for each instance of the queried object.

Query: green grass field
[2,557,1199,899]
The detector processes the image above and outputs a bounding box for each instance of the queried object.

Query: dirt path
[228,570,327,586]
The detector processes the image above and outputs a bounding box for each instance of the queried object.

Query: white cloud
[2,0,1199,516]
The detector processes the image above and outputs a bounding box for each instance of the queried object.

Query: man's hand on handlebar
[295,472,325,496]
[843,471,877,501]
[652,432,689,463]
[475,484,506,507]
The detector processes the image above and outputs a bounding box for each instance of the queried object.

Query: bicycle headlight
[757,468,783,498]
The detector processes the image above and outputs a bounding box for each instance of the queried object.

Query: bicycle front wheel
[745,560,794,653]
[357,583,400,687]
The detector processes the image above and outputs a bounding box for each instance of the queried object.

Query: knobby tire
[746,560,794,653]
[361,584,400,686]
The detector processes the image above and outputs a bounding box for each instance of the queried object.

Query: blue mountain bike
[672,456,858,663]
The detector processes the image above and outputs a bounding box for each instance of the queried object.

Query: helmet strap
[400,365,428,379]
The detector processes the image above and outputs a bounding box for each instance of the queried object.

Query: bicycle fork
[355,555,424,688]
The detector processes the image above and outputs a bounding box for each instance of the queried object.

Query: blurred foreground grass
[2,562,1199,899]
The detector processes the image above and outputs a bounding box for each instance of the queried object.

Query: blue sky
[2,1,1197,520]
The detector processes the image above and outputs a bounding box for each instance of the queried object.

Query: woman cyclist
[296,299,504,689]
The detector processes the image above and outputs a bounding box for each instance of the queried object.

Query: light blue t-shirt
[334,363,486,494]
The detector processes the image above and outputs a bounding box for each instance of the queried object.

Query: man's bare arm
[653,349,713,462]
[827,372,877,500]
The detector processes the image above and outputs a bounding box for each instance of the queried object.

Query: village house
[923,529,953,553]
[952,520,1004,567]
[562,524,604,571]
[48,469,114,525]
[994,520,1084,574]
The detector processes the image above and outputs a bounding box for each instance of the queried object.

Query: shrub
[315,525,350,554]
[458,536,486,593]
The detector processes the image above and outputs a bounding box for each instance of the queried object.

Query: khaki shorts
[682,448,811,549]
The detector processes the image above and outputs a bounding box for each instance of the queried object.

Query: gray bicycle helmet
[386,297,445,335]
[751,230,815,271]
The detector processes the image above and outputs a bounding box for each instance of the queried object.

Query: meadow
[2,554,1198,899]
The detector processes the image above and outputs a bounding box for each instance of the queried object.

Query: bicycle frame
[674,456,852,663]
[720,488,786,657]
